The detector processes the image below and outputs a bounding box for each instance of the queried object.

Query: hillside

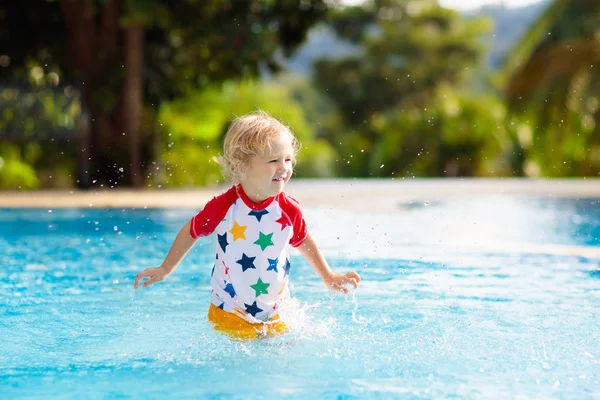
[475,0,549,68]
[284,0,550,75]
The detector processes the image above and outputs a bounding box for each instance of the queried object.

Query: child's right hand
[134,266,170,289]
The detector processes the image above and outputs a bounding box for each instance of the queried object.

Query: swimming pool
[1,195,599,399]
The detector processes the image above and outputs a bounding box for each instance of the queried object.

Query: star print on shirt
[254,231,274,251]
[228,221,247,241]
[218,233,229,253]
[244,301,263,317]
[278,282,286,295]
[248,209,269,222]
[224,281,236,298]
[250,278,270,297]
[236,253,256,272]
[266,257,279,272]
[275,215,291,230]
[283,258,291,277]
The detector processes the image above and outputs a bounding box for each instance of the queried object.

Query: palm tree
[502,0,600,176]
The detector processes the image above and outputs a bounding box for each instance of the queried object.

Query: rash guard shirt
[190,184,307,323]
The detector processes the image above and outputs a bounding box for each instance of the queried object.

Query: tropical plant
[502,0,600,176]
[156,80,337,187]
[0,0,327,187]
[370,88,508,177]
[312,0,492,176]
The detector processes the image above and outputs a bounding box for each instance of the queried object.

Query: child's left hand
[323,271,361,294]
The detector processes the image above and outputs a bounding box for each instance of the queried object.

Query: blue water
[1,195,599,399]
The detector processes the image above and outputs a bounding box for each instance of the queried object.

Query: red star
[222,261,230,275]
[273,303,278,310]
[275,215,291,230]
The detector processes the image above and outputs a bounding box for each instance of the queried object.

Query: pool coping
[0,178,598,211]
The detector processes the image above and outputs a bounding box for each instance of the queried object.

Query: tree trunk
[60,0,146,188]
[122,21,144,187]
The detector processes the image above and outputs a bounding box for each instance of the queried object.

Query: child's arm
[133,220,198,289]
[297,232,360,294]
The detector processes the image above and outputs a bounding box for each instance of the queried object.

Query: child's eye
[269,159,277,163]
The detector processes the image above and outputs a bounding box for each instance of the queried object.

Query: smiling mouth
[272,177,286,182]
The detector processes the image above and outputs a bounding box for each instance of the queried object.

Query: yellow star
[228,221,247,241]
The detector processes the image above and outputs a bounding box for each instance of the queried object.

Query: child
[133,111,360,339]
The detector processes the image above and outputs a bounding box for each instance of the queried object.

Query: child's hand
[323,271,361,294]
[134,266,170,289]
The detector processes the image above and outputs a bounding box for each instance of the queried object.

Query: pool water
[1,195,599,399]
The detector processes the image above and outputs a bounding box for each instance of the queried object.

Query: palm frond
[505,38,600,102]
[500,0,571,83]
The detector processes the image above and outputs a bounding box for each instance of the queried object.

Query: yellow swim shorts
[207,303,288,340]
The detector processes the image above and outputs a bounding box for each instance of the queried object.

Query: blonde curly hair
[217,111,301,184]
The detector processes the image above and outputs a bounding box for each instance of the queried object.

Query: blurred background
[0,0,597,190]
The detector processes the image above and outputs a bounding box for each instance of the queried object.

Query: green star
[253,231,274,251]
[250,278,270,297]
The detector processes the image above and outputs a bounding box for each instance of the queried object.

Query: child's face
[242,131,295,202]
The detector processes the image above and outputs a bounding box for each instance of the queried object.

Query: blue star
[267,257,279,272]
[236,253,256,272]
[224,281,236,298]
[218,233,229,253]
[218,302,224,309]
[211,265,215,277]
[244,301,263,317]
[283,258,291,277]
[248,209,269,222]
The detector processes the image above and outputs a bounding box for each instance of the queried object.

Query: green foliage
[503,0,600,177]
[371,88,507,177]
[0,62,81,139]
[315,0,490,126]
[140,0,329,103]
[500,0,569,82]
[2,0,597,183]
[294,139,337,177]
[0,144,40,189]
[156,80,337,187]
[272,73,345,141]
[313,0,498,177]
[160,144,222,187]
[0,0,328,187]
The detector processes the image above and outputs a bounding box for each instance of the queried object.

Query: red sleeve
[189,186,238,239]
[279,193,308,247]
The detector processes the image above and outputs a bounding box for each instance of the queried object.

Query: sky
[438,0,544,11]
